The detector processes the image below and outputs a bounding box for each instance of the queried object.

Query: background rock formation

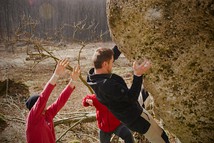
[106,0,214,142]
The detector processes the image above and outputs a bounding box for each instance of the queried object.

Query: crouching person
[82,94,134,143]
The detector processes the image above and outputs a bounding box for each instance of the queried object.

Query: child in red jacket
[25,59,80,143]
[82,94,134,143]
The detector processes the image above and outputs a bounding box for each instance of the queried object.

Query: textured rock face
[107,0,214,142]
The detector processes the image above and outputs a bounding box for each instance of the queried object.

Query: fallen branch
[4,115,25,124]
[56,118,84,142]
[54,112,96,127]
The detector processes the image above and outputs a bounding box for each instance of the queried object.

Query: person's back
[88,69,144,126]
[87,47,170,143]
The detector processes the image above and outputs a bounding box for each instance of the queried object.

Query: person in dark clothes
[87,47,170,143]
[84,46,134,143]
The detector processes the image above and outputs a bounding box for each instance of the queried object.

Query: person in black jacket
[87,46,170,143]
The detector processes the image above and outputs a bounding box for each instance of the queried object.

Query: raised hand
[86,99,93,106]
[133,59,151,76]
[71,65,80,81]
[49,59,70,85]
[54,59,69,77]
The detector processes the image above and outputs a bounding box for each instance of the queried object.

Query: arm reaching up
[49,59,70,85]
[46,63,80,118]
[26,59,71,120]
[68,65,81,88]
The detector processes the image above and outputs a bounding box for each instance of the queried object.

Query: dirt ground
[0,42,135,143]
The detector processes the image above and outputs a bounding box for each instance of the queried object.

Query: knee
[128,117,151,134]
[119,127,133,140]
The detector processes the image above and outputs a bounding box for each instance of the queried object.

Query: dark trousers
[99,124,134,143]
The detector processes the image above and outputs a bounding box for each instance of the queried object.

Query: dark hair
[92,47,114,69]
[25,95,40,110]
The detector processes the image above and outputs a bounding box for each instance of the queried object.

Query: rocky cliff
[106,0,214,142]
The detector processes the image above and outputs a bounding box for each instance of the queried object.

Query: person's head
[92,47,114,73]
[25,94,40,110]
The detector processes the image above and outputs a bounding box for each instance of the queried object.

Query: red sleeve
[30,83,55,120]
[46,85,75,118]
[90,95,102,108]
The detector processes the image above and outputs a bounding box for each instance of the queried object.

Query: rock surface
[106,0,214,142]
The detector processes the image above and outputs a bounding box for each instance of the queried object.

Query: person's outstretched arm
[29,59,69,120]
[128,60,151,101]
[100,60,151,103]
[46,64,80,118]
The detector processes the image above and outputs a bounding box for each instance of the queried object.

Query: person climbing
[87,47,170,143]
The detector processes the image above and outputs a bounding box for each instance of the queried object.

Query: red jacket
[26,83,75,143]
[82,94,121,132]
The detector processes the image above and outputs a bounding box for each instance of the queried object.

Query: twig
[8,117,25,124]
[56,118,84,142]
[58,111,92,115]
[75,132,99,142]
[77,42,86,65]
[4,115,25,124]
[54,112,96,126]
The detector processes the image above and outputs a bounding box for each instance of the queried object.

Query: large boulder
[106,0,214,142]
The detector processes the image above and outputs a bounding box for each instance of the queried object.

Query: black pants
[99,124,134,143]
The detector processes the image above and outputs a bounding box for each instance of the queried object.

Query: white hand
[86,99,93,106]
[133,59,151,76]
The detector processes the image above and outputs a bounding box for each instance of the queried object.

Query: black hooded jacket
[87,68,143,126]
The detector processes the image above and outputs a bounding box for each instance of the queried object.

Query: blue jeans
[99,124,134,143]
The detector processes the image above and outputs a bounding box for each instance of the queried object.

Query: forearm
[128,75,143,101]
[48,73,59,85]
[46,85,75,117]
[68,79,76,89]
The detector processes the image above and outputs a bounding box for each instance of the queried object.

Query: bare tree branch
[56,118,84,142]
[54,112,96,127]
